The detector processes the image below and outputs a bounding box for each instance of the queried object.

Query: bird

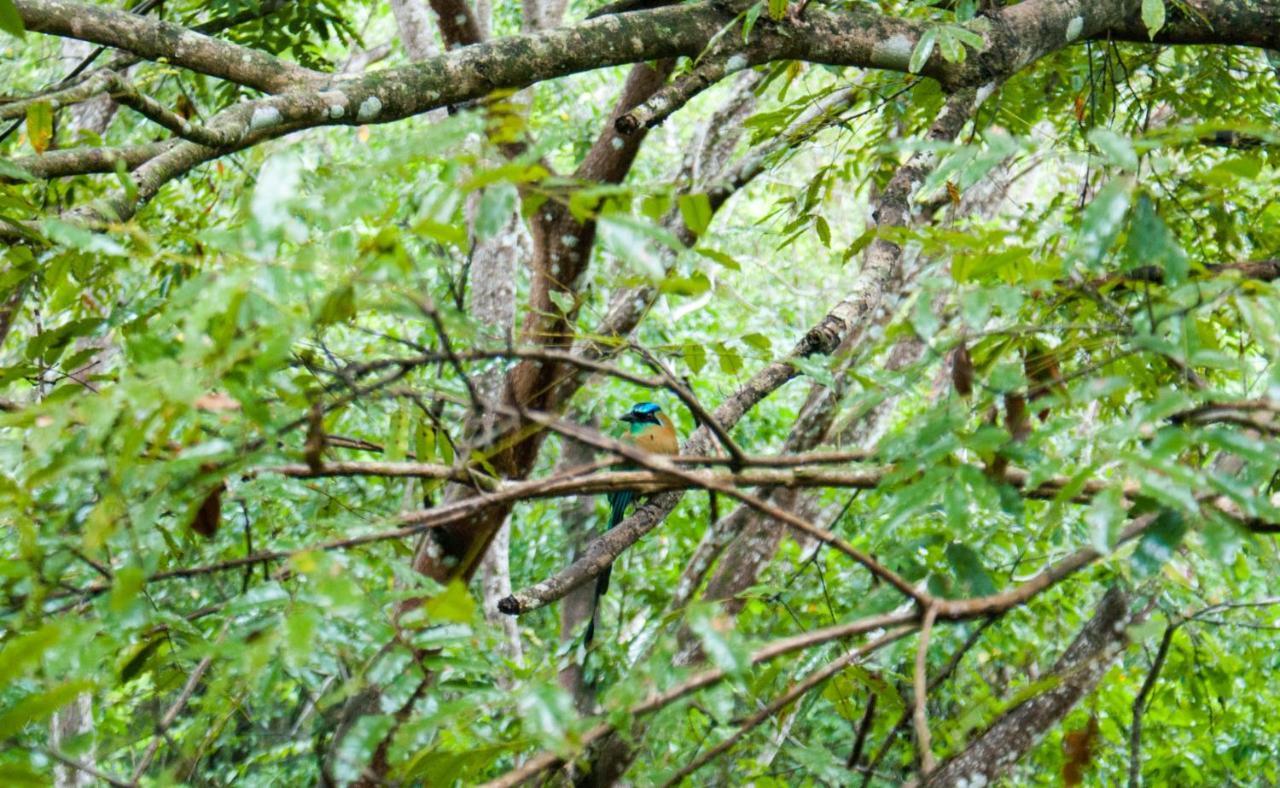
[585,401,679,645]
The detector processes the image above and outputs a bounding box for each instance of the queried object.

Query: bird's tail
[585,490,633,646]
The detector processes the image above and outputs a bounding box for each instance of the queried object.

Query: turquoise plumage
[585,401,678,645]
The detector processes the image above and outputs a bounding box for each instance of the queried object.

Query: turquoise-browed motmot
[585,401,679,644]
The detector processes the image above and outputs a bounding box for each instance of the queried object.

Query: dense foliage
[2,0,1279,785]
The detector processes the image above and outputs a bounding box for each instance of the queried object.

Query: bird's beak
[619,412,638,423]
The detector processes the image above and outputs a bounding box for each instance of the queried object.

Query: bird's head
[619,401,663,425]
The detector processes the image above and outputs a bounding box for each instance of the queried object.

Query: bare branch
[428,0,485,47]
[913,604,939,776]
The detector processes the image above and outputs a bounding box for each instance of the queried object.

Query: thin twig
[1129,622,1175,788]
[913,604,939,776]
[630,342,747,467]
[498,408,930,613]
[847,691,877,769]
[659,626,916,786]
[410,296,486,416]
[41,747,132,788]
[860,617,998,784]
[130,624,228,781]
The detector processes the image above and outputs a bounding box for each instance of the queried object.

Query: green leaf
[598,214,676,280]
[547,288,575,315]
[824,665,905,718]
[316,283,356,326]
[677,193,713,236]
[414,422,437,463]
[0,159,34,182]
[661,271,712,296]
[742,1,764,42]
[0,622,65,687]
[0,0,24,41]
[909,29,938,74]
[118,636,166,683]
[814,215,831,247]
[788,355,834,388]
[1141,0,1166,38]
[412,218,467,247]
[1073,178,1132,270]
[741,332,772,352]
[1085,486,1124,554]
[386,403,409,462]
[684,342,707,374]
[1087,128,1138,172]
[689,615,749,675]
[1133,508,1187,577]
[842,229,875,264]
[945,542,996,596]
[109,565,144,613]
[694,246,741,271]
[424,579,476,623]
[716,343,744,375]
[475,183,517,240]
[767,0,787,21]
[1125,193,1188,284]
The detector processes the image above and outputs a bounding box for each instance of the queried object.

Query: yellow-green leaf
[25,102,52,154]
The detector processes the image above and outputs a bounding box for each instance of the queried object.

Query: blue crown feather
[632,402,661,414]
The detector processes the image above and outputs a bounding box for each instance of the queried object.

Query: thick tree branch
[11,0,1275,233]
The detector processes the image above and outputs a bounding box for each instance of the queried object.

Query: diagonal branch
[615,53,756,134]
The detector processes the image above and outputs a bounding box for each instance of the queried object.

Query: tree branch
[14,0,321,93]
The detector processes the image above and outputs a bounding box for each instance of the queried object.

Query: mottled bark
[59,39,119,136]
[427,0,485,48]
[923,586,1134,787]
[471,211,529,663]
[16,0,322,93]
[390,0,441,61]
[478,513,523,663]
[523,0,569,32]
[50,693,94,788]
